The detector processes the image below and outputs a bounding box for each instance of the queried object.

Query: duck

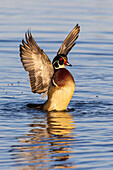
[20,24,80,111]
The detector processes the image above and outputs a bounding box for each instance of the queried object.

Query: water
[0,0,113,169]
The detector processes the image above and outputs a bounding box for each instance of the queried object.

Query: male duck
[20,24,80,111]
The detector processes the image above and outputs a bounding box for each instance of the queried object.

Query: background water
[0,0,113,169]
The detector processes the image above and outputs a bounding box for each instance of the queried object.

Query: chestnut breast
[53,68,74,87]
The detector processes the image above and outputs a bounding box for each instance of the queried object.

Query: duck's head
[52,54,72,70]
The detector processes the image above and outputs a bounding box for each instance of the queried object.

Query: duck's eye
[59,57,63,61]
[59,57,64,65]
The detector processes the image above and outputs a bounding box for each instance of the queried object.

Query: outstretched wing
[20,31,54,94]
[57,24,80,55]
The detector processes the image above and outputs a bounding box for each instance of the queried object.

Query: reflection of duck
[10,111,77,169]
[47,111,77,169]
[20,24,80,111]
[47,111,75,136]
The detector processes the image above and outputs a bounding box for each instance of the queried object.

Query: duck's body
[43,68,75,111]
[20,24,80,111]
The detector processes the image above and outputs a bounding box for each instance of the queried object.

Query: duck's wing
[57,24,80,55]
[20,31,54,94]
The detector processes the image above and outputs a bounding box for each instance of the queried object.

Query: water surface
[0,0,113,169]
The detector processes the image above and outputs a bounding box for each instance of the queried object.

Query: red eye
[59,57,63,61]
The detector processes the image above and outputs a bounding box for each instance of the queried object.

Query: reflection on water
[11,111,77,169]
[47,111,75,136]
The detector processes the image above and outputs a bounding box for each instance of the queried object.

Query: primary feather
[20,31,54,94]
[57,24,80,55]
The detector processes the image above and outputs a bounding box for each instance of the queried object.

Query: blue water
[0,0,113,169]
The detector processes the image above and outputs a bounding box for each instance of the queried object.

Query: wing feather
[20,31,54,94]
[57,24,80,55]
